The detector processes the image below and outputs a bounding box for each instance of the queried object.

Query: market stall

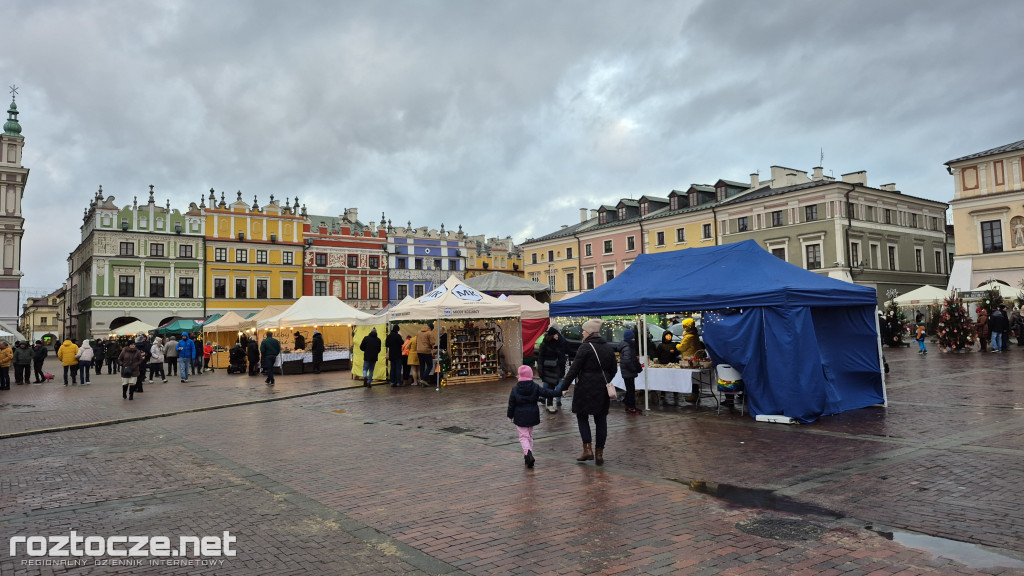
[201,311,249,369]
[550,240,886,423]
[257,297,373,374]
[500,294,549,358]
[388,276,522,387]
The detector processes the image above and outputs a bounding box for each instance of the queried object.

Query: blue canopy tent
[550,241,886,423]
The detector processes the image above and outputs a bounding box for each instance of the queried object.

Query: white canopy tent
[893,285,949,307]
[108,320,157,337]
[258,297,374,330]
[388,276,523,388]
[501,294,549,320]
[975,280,1021,301]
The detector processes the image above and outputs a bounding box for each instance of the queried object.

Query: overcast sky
[3,0,1022,296]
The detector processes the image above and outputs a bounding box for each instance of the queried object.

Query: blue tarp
[550,241,885,423]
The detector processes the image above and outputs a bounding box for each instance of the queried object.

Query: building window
[771,247,786,260]
[413,285,424,298]
[368,282,380,299]
[934,251,943,274]
[314,281,327,296]
[40,317,46,325]
[617,207,626,220]
[348,255,359,268]
[256,279,268,299]
[397,285,408,300]
[215,248,227,262]
[805,244,822,270]
[149,276,165,298]
[235,279,247,298]
[414,258,423,270]
[531,253,537,264]
[656,231,665,246]
[981,220,1003,253]
[283,251,293,265]
[640,202,649,216]
[257,250,268,264]
[847,203,857,219]
[626,236,635,251]
[368,256,379,269]
[236,249,248,263]
[702,224,712,239]
[433,258,442,270]
[119,242,134,256]
[670,196,679,210]
[179,244,193,258]
[804,205,818,222]
[397,257,407,269]
[605,269,614,282]
[914,248,923,272]
[585,244,592,257]
[150,243,164,257]
[179,277,194,299]
[118,275,135,297]
[603,240,613,254]
[676,228,685,243]
[347,282,359,299]
[315,253,327,267]
[850,243,860,267]
[737,217,748,232]
[566,247,573,259]
[449,259,458,271]
[885,209,893,224]
[910,213,919,228]
[888,246,897,271]
[566,273,575,292]
[547,250,554,262]
[214,279,226,298]
[585,272,594,290]
[282,279,294,299]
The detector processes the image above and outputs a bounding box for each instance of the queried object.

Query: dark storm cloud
[1,0,1021,295]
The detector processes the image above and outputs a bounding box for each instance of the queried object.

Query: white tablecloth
[279,350,351,363]
[611,367,710,394]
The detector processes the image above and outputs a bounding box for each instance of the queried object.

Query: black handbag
[120,366,132,378]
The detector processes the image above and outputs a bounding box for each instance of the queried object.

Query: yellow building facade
[203,192,305,314]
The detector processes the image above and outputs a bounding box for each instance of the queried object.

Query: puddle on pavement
[874,528,1024,570]
[684,480,843,519]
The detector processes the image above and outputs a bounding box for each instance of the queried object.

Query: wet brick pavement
[1,348,1022,575]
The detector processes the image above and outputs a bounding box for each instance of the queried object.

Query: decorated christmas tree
[936,292,975,352]
[882,289,910,347]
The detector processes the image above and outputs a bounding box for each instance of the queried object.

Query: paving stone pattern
[1,348,1022,574]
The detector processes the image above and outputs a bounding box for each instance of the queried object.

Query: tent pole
[640,315,649,412]
[435,310,442,392]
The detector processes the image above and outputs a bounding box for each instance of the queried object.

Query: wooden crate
[444,373,502,386]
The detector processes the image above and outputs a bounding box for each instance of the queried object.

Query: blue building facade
[387,224,468,303]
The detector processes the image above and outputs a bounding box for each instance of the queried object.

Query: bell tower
[0,85,28,333]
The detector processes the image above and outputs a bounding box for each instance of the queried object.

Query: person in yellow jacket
[0,341,12,390]
[57,339,80,386]
[675,318,704,404]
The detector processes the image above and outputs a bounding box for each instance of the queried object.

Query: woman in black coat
[537,327,568,413]
[619,329,643,415]
[562,319,618,465]
[246,339,260,376]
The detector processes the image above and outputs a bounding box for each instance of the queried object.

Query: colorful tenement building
[303,208,388,309]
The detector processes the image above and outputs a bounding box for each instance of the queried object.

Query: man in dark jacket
[13,341,33,385]
[104,339,122,374]
[359,328,382,387]
[260,333,281,386]
[310,331,325,374]
[989,305,1010,352]
[562,319,617,466]
[134,334,151,393]
[92,339,106,376]
[385,325,405,387]
[537,327,568,413]
[246,338,260,376]
[32,340,48,383]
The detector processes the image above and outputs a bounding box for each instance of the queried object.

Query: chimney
[841,171,867,186]
[880,183,897,192]
[750,173,759,189]
[812,166,824,181]
[590,209,598,220]
[580,208,588,223]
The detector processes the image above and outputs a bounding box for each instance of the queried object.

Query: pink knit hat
[518,365,534,380]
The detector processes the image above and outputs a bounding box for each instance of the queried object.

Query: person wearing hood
[259,332,281,386]
[74,339,95,385]
[0,341,12,390]
[359,328,382,387]
[117,340,144,400]
[104,339,122,375]
[507,365,562,468]
[561,318,617,466]
[675,318,704,404]
[246,337,259,376]
[57,339,80,386]
[293,331,306,351]
[537,326,568,413]
[92,339,106,377]
[177,333,196,383]
[134,334,151,393]
[385,324,405,387]
[310,330,325,374]
[32,340,48,383]
[619,329,643,415]
[148,336,166,383]
[13,340,33,385]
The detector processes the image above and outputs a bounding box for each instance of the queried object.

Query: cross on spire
[9,85,18,100]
